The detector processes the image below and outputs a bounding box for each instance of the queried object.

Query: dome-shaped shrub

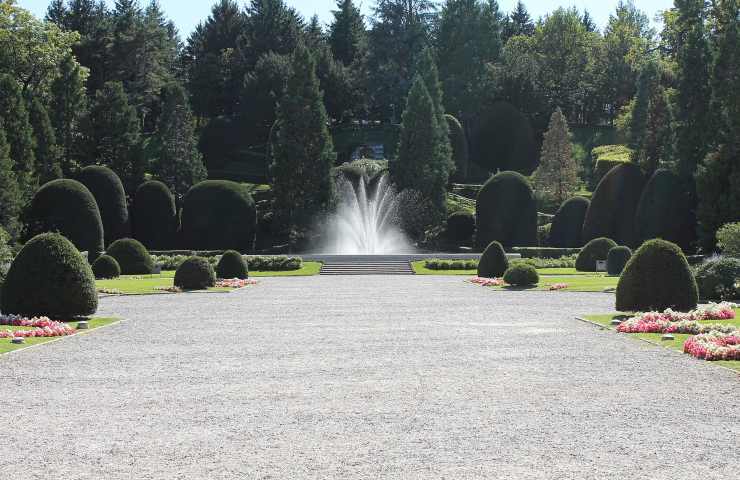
[475,171,537,249]
[447,211,475,245]
[446,114,469,182]
[607,246,632,276]
[549,196,590,248]
[635,169,695,251]
[503,263,539,287]
[106,238,154,274]
[26,179,104,257]
[132,181,177,250]
[92,254,121,279]
[181,180,257,252]
[477,241,509,278]
[582,163,645,247]
[1,233,97,318]
[616,239,699,312]
[695,257,740,300]
[576,237,617,272]
[174,256,216,290]
[77,165,129,246]
[216,250,248,279]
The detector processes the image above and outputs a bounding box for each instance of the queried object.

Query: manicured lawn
[532,275,619,292]
[250,262,322,277]
[412,262,603,278]
[0,318,119,355]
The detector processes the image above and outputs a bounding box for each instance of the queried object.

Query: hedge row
[510,247,582,259]
[151,254,303,272]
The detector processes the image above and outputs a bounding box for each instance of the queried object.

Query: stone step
[320,261,414,275]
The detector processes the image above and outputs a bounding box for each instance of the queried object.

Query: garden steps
[319,260,414,275]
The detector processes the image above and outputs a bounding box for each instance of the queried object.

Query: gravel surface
[0,275,737,479]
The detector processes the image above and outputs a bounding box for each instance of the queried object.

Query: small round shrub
[106,238,154,275]
[132,181,177,250]
[576,237,618,272]
[475,171,538,249]
[607,246,632,276]
[635,169,695,251]
[549,196,590,248]
[77,165,130,246]
[616,239,699,312]
[446,211,476,244]
[92,254,121,279]
[174,256,216,290]
[1,233,97,318]
[478,241,509,278]
[694,257,740,300]
[216,250,248,279]
[503,263,539,287]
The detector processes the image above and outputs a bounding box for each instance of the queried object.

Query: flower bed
[616,303,737,334]
[549,283,568,291]
[684,332,740,361]
[215,278,258,289]
[470,277,504,287]
[0,315,76,339]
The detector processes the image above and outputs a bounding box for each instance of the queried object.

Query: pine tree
[532,108,578,206]
[51,54,88,176]
[28,97,63,184]
[710,0,739,146]
[0,124,22,238]
[329,0,367,66]
[504,1,535,40]
[415,46,453,177]
[0,75,37,198]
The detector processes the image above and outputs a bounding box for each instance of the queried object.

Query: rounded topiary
[616,239,699,312]
[26,179,104,257]
[1,233,97,318]
[695,257,740,300]
[92,254,121,279]
[216,250,249,279]
[447,211,476,245]
[132,181,177,250]
[181,180,257,252]
[446,114,469,182]
[174,256,216,290]
[549,196,590,248]
[582,163,645,247]
[478,241,509,278]
[576,237,618,272]
[475,171,538,250]
[77,165,129,246]
[503,263,539,287]
[607,246,632,276]
[635,169,695,251]
[106,238,154,275]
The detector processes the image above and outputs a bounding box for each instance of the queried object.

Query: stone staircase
[316,255,414,275]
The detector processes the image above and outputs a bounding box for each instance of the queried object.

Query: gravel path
[0,275,737,479]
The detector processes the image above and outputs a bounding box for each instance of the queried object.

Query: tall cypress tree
[329,0,367,66]
[415,46,452,164]
[51,54,88,177]
[0,75,37,199]
[0,124,22,238]
[28,97,63,184]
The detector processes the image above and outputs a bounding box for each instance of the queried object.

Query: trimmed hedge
[78,165,129,246]
[549,197,590,248]
[510,247,582,259]
[92,254,121,279]
[106,238,154,275]
[475,171,538,249]
[635,169,695,251]
[133,181,177,250]
[1,233,97,318]
[695,257,740,300]
[181,180,257,252]
[503,264,539,287]
[607,246,632,276]
[26,179,104,257]
[576,237,617,272]
[216,250,249,279]
[174,256,216,290]
[591,145,633,184]
[446,114,469,182]
[616,239,699,312]
[478,241,509,278]
[446,211,475,244]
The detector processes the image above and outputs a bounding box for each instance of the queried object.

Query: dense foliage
[77,165,130,246]
[694,257,740,300]
[716,223,740,258]
[216,250,249,279]
[635,169,695,251]
[548,197,590,248]
[174,256,217,290]
[503,263,539,287]
[476,171,537,249]
[446,211,475,245]
[607,246,632,276]
[92,254,121,279]
[132,181,178,250]
[576,237,617,272]
[106,238,154,275]
[477,241,509,278]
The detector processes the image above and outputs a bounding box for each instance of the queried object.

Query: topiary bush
[616,239,699,312]
[77,165,130,246]
[216,250,248,279]
[181,180,257,252]
[503,263,539,287]
[446,211,476,245]
[26,179,104,257]
[106,238,154,275]
[549,196,590,248]
[694,257,740,300]
[92,254,121,279]
[132,181,177,250]
[635,169,695,251]
[1,233,97,318]
[478,241,509,278]
[174,256,216,290]
[576,237,618,272]
[607,246,632,276]
[591,145,633,184]
[475,171,537,250]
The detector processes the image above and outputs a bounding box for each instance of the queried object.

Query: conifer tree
[415,46,452,163]
[51,54,88,176]
[503,1,535,40]
[532,108,578,206]
[0,124,22,238]
[329,0,367,66]
[28,97,63,184]
[0,75,36,198]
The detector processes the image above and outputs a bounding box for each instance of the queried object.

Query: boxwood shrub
[106,238,154,275]
[478,241,509,278]
[549,196,590,248]
[476,171,537,249]
[92,254,121,279]
[607,246,632,276]
[510,247,582,259]
[216,250,249,279]
[174,256,216,290]
[133,181,178,250]
[694,257,740,300]
[446,211,475,244]
[503,264,539,287]
[78,165,129,246]
[635,169,695,251]
[576,237,617,272]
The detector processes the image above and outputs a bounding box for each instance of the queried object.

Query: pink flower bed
[616,303,737,334]
[0,315,76,339]
[216,278,259,289]
[470,277,504,287]
[684,332,740,361]
[548,283,568,291]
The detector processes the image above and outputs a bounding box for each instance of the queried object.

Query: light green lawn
[0,318,119,355]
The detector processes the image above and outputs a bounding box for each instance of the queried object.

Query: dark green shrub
[591,145,632,184]
[446,114,469,182]
[92,254,121,279]
[469,101,537,175]
[503,263,539,287]
[181,180,257,252]
[478,241,509,278]
[475,171,537,249]
[576,237,618,272]
[106,238,154,274]
[1,233,97,318]
[246,255,302,271]
[510,247,582,259]
[716,223,740,258]
[549,197,590,248]
[635,169,695,251]
[26,179,104,257]
[77,165,129,246]
[446,211,475,244]
[694,257,740,300]
[174,256,216,290]
[616,239,699,312]
[607,246,632,276]
[216,250,248,279]
[132,181,177,250]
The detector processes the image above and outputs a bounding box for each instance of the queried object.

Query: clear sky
[18,0,675,38]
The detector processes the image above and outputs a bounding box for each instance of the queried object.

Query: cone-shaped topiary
[576,237,617,272]
[607,246,632,276]
[616,239,699,312]
[174,256,216,290]
[92,254,121,279]
[635,169,695,251]
[476,171,537,249]
[216,250,248,279]
[478,241,509,278]
[549,196,590,248]
[132,180,177,250]
[106,238,154,275]
[447,211,476,244]
[1,233,97,318]
[503,263,539,287]
[77,165,129,246]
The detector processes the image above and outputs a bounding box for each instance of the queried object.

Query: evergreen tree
[329,0,367,66]
[0,75,36,198]
[415,46,452,169]
[582,10,597,32]
[237,0,303,71]
[241,52,292,144]
[532,108,578,206]
[0,124,22,238]
[503,1,534,41]
[51,54,88,176]
[28,97,63,184]
[710,0,739,146]
[696,145,740,251]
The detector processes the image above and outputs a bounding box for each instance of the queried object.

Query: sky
[19,0,675,38]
